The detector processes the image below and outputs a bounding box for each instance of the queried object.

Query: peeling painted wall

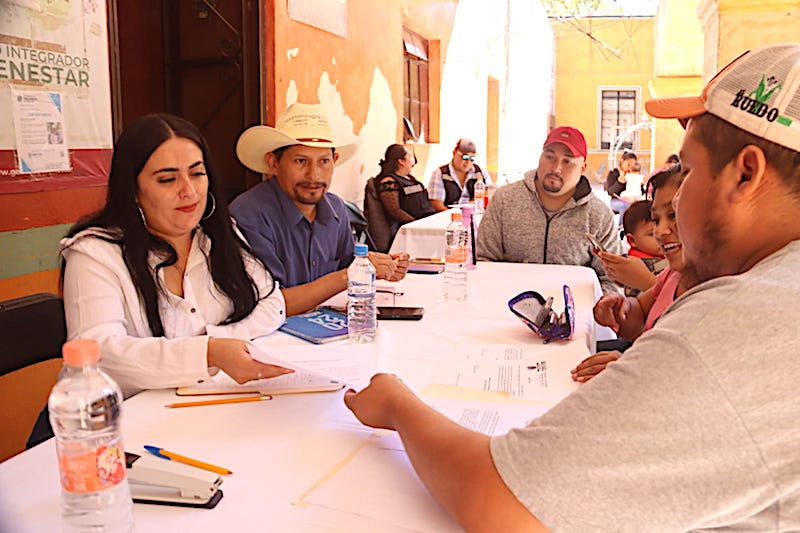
[266,0,553,207]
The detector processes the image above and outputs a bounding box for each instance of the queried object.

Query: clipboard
[177,369,345,396]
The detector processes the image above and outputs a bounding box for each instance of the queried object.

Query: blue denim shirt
[230,178,354,288]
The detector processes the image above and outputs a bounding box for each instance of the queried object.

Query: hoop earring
[136,203,148,227]
[201,192,216,221]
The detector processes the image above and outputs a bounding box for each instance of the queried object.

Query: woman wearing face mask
[60,113,292,397]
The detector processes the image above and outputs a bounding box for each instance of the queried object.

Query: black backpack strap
[439,164,450,176]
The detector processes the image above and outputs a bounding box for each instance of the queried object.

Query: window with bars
[403,28,429,142]
[600,89,638,150]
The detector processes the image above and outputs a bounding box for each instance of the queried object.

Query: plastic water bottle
[460,204,476,270]
[444,212,469,301]
[347,243,377,342]
[473,175,486,214]
[49,339,135,533]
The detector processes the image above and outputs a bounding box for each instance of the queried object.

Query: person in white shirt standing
[60,113,291,397]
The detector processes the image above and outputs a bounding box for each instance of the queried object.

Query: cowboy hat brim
[236,125,361,173]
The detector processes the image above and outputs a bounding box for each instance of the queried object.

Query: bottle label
[348,280,375,297]
[57,439,127,493]
[446,246,467,263]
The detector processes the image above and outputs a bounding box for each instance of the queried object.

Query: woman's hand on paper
[207,338,293,383]
[593,293,630,333]
[344,373,416,431]
[571,351,621,382]
[598,251,656,292]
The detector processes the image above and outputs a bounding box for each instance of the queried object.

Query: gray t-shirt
[490,240,800,532]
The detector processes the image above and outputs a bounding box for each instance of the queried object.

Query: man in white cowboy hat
[230,102,409,316]
[343,43,800,531]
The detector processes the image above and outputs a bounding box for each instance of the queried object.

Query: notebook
[408,258,445,274]
[176,369,345,396]
[279,307,349,344]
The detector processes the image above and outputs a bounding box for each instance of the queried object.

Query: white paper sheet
[301,431,462,532]
[250,342,378,388]
[444,342,585,402]
[297,388,555,531]
[176,367,344,395]
[425,397,550,436]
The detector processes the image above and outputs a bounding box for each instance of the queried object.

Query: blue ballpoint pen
[143,445,233,475]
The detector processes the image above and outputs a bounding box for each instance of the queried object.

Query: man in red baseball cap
[476,125,621,294]
[543,126,587,158]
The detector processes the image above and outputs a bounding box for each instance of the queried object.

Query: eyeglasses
[459,153,476,161]
[508,285,575,343]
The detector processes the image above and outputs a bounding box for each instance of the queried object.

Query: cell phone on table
[377,306,425,320]
[584,233,606,253]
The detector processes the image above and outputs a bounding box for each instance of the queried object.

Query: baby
[619,200,667,296]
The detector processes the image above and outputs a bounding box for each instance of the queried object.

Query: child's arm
[571,351,621,382]
[593,291,649,342]
[618,287,656,342]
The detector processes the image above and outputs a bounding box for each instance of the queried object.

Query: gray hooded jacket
[476,170,621,294]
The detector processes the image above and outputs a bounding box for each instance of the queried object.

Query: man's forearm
[281,269,347,316]
[391,395,547,532]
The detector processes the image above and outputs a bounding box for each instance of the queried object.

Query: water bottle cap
[62,339,100,366]
[450,212,462,222]
[354,243,369,257]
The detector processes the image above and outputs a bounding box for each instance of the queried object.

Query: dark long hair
[645,163,683,209]
[62,113,271,336]
[376,144,408,179]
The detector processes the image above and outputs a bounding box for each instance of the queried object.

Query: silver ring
[256,372,262,380]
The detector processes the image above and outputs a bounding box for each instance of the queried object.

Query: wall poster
[0,0,113,193]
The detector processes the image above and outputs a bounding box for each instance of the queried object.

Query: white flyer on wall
[10,88,70,174]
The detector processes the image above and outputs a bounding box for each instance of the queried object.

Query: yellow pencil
[144,445,233,475]
[164,395,273,409]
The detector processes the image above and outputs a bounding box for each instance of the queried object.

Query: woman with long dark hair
[60,113,290,396]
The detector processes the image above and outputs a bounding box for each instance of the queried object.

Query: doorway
[108,0,262,201]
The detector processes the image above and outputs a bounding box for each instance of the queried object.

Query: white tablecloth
[0,263,610,532]
[388,208,457,259]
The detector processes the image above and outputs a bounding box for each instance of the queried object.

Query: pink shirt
[644,267,681,331]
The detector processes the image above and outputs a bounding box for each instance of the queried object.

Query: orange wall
[267,0,456,136]
[265,0,456,189]
[552,17,656,177]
